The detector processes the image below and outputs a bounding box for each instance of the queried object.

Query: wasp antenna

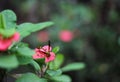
[48,40,51,52]
[48,40,51,47]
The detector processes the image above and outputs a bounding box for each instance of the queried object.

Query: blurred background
[0,0,120,82]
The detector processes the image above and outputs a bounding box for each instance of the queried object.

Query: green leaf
[61,62,85,72]
[17,22,54,39]
[16,42,29,47]
[49,54,64,69]
[52,46,60,54]
[1,10,17,29]
[46,69,62,76]
[17,56,32,65]
[16,73,47,82]
[0,28,15,37]
[0,10,16,37]
[30,60,40,71]
[16,47,34,57]
[0,13,4,29]
[51,75,71,82]
[0,55,18,69]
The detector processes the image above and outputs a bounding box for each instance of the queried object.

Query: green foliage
[1,0,119,82]
[16,42,29,47]
[30,60,41,71]
[0,10,16,37]
[61,62,85,72]
[15,46,35,65]
[17,22,54,39]
[16,73,47,82]
[50,75,71,82]
[1,10,17,29]
[0,13,4,29]
[17,56,32,65]
[0,8,88,82]
[16,47,34,57]
[49,54,64,69]
[0,28,15,37]
[52,46,60,54]
[46,69,62,76]
[0,55,18,69]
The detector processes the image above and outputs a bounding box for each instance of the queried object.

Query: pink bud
[0,32,20,51]
[59,30,73,42]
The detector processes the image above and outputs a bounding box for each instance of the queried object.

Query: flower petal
[32,52,45,59]
[33,48,46,59]
[35,48,40,52]
[45,52,55,63]
[13,32,20,41]
[0,32,20,51]
[0,39,12,51]
[10,32,20,41]
[40,45,52,52]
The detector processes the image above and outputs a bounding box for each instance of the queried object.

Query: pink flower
[32,45,55,63]
[59,30,73,42]
[0,32,20,51]
[37,31,49,42]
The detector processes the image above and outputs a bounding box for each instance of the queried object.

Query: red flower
[32,45,55,63]
[59,30,73,42]
[0,32,20,51]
